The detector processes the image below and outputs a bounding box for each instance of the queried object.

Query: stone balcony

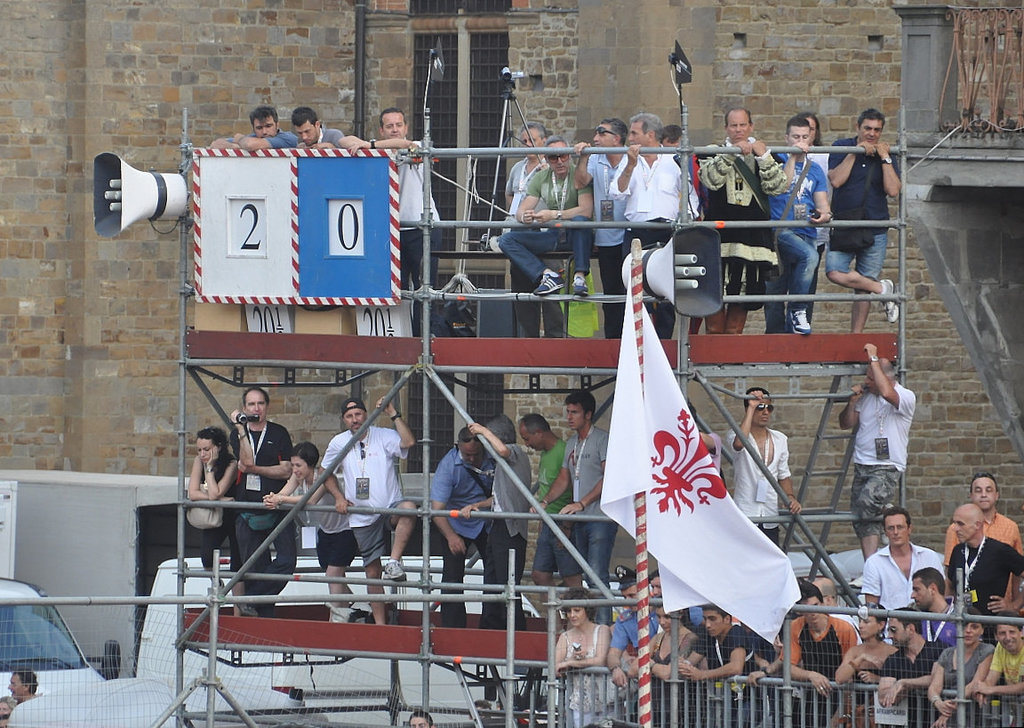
[897,5,1024,462]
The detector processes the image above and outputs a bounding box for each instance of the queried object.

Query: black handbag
[830,161,877,253]
[829,207,875,253]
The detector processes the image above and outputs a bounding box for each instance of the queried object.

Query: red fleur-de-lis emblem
[650,407,727,515]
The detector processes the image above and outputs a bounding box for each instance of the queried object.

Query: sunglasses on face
[595,126,614,136]
[546,153,569,162]
[756,403,774,412]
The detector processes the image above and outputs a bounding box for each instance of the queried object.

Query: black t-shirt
[881,640,945,680]
[948,537,1024,614]
[692,624,773,676]
[228,421,293,503]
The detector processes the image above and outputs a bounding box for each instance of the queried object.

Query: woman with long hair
[187,426,240,573]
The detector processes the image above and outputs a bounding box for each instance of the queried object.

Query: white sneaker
[382,560,407,581]
[790,309,811,335]
[878,278,899,323]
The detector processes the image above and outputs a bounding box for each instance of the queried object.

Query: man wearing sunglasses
[497,135,594,299]
[573,118,629,338]
[729,386,800,546]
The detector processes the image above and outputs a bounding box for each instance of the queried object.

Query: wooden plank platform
[183,609,548,662]
[186,330,898,368]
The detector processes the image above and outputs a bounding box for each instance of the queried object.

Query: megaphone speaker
[93,153,188,237]
[620,228,723,318]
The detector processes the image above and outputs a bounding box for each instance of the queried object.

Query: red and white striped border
[192,147,402,306]
[192,156,203,293]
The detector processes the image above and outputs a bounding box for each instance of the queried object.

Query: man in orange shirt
[943,472,1021,603]
[749,580,857,725]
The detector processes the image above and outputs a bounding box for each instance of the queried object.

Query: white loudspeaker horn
[93,153,188,237]
[620,240,698,300]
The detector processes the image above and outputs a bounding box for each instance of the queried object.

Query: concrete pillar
[895,5,957,133]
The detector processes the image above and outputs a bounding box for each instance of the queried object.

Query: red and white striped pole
[629,238,653,728]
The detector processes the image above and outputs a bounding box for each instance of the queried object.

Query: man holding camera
[229,386,296,617]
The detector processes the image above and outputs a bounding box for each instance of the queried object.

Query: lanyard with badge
[572,433,589,502]
[874,397,891,460]
[600,162,615,221]
[636,155,661,215]
[245,427,268,492]
[962,537,986,604]
[355,437,371,500]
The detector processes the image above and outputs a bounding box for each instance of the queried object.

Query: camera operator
[229,386,295,617]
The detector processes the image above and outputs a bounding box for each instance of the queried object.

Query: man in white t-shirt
[322,396,417,625]
[838,343,916,558]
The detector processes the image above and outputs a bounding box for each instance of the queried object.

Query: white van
[0,578,104,697]
[137,557,540,725]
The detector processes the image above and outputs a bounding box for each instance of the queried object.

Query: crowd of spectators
[207,103,902,339]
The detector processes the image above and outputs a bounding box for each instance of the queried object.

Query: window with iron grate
[410,0,510,15]
[412,32,510,251]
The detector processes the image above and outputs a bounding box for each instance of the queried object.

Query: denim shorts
[532,522,583,577]
[825,231,888,281]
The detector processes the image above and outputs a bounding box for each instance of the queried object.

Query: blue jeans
[764,230,819,332]
[498,216,593,283]
[573,519,619,625]
[236,514,297,616]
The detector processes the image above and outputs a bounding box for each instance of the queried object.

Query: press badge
[600,199,614,221]
[968,589,979,604]
[874,437,890,460]
[755,478,770,504]
[246,473,261,491]
[356,477,370,500]
[301,526,317,549]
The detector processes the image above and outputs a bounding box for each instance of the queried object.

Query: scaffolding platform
[183,607,549,663]
[186,330,898,369]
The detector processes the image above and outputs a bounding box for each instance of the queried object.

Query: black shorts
[316,529,359,569]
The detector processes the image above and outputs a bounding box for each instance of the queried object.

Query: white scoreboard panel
[192,148,400,306]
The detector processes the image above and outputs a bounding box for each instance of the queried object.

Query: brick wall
[0,0,1020,552]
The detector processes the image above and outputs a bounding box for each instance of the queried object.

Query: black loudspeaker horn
[93,153,188,237]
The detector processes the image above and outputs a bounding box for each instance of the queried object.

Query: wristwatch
[556,211,563,220]
[881,157,892,164]
[869,355,879,362]
[369,139,377,149]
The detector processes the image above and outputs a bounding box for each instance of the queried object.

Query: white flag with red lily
[600,306,800,642]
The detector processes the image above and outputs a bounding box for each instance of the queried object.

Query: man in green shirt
[497,136,594,297]
[521,414,581,587]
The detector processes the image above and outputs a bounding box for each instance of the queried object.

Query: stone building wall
[0,0,1020,553]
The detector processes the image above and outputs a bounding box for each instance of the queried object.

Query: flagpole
[629,238,653,728]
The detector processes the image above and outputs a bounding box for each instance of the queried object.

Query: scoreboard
[192,148,401,306]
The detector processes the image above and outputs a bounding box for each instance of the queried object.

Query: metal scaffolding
[170,111,911,727]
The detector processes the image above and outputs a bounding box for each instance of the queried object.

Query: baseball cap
[342,397,367,415]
